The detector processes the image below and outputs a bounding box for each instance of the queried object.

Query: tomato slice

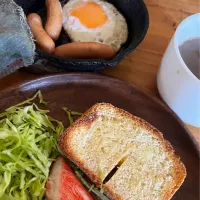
[46,156,93,200]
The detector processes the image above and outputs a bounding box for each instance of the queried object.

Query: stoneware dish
[15,0,149,72]
[0,73,199,199]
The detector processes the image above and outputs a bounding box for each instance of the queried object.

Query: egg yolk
[71,2,108,28]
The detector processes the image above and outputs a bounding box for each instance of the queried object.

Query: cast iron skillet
[0,73,199,199]
[15,0,149,71]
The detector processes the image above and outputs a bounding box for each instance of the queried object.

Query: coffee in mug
[179,37,200,79]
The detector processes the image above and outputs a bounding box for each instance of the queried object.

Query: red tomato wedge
[46,156,93,200]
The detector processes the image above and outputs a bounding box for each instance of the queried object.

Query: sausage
[54,42,116,59]
[27,13,55,54]
[45,0,63,41]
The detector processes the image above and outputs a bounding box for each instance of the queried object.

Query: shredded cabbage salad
[0,91,109,200]
[0,91,64,200]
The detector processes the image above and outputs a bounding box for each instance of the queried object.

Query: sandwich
[49,103,187,200]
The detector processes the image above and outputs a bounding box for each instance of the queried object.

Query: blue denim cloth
[0,0,35,77]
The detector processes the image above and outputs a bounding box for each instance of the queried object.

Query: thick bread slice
[59,103,137,185]
[58,103,186,200]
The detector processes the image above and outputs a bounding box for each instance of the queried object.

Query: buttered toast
[59,103,186,200]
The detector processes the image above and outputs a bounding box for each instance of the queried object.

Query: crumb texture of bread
[58,103,186,200]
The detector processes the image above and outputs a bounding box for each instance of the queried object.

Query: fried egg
[62,0,128,51]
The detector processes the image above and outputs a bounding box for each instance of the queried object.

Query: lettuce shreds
[0,91,64,200]
[63,108,73,125]
[74,170,109,200]
[63,107,83,126]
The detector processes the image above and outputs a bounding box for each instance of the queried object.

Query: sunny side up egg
[62,0,128,51]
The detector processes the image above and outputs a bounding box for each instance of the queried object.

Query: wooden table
[0,0,199,143]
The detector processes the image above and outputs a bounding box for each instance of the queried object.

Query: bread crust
[58,111,102,185]
[58,103,186,200]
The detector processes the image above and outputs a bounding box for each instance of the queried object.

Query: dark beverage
[179,38,200,79]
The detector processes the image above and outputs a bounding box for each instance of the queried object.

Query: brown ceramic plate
[0,73,199,199]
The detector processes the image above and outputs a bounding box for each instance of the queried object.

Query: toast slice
[58,103,186,200]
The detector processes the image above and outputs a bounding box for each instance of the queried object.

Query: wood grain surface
[0,0,199,143]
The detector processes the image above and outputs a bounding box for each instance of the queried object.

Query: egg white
[62,0,128,51]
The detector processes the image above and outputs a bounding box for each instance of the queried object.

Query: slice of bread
[58,103,186,200]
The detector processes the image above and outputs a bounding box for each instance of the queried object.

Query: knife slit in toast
[103,155,128,184]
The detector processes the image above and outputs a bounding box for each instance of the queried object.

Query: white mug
[157,13,200,127]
